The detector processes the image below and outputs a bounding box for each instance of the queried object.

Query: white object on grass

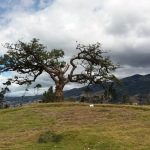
[89,104,94,107]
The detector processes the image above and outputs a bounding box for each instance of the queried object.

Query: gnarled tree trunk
[55,83,64,102]
[47,64,69,102]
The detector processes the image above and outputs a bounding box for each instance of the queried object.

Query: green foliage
[0,38,66,85]
[35,84,42,89]
[38,131,63,143]
[0,39,119,102]
[42,86,56,103]
[122,93,130,104]
[105,82,119,103]
[0,87,10,108]
[69,42,119,87]
[34,84,42,95]
[0,90,4,106]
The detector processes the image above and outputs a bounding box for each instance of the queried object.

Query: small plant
[38,131,63,143]
[0,85,10,108]
[42,86,56,103]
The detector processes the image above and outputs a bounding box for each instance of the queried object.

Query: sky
[0,0,150,96]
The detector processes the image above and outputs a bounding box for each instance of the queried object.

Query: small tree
[34,84,42,95]
[122,93,130,104]
[0,87,10,108]
[83,86,93,102]
[0,90,5,108]
[21,83,30,103]
[103,82,119,103]
[42,86,56,103]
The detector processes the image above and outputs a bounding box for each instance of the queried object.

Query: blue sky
[0,0,55,96]
[0,0,54,26]
[0,0,53,11]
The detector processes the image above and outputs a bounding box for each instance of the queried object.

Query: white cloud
[1,0,150,95]
[20,0,34,8]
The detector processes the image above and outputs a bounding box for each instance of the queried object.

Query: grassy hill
[0,103,150,150]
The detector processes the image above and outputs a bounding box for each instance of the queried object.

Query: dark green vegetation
[0,86,10,108]
[42,86,56,103]
[0,103,150,149]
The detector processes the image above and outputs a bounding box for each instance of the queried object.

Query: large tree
[0,39,118,102]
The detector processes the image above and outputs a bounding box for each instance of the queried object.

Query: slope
[0,103,150,150]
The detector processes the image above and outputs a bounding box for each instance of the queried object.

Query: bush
[42,86,56,103]
[38,131,63,143]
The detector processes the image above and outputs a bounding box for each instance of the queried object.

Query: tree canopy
[69,42,118,84]
[0,38,118,102]
[42,86,56,103]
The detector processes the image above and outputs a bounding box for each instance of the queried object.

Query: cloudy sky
[0,0,150,96]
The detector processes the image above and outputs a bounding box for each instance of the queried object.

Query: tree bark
[48,66,69,102]
[55,83,64,102]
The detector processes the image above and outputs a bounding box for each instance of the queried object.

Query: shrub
[42,86,56,103]
[38,131,63,143]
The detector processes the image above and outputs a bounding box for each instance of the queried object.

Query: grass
[0,103,150,149]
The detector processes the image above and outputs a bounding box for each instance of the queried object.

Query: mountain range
[64,74,150,97]
[5,74,150,105]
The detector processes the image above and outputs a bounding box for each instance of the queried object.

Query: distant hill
[5,95,42,106]
[120,74,150,95]
[64,84,103,98]
[65,74,150,96]
[5,74,150,105]
[64,74,150,104]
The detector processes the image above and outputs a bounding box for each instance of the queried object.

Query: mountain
[5,95,42,106]
[64,84,103,98]
[5,74,150,105]
[64,74,150,104]
[119,74,150,95]
[65,74,150,96]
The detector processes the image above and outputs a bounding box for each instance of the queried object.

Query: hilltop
[0,103,150,149]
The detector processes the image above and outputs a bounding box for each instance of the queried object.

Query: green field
[0,103,150,150]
